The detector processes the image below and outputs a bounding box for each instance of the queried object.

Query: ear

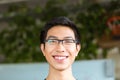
[40,44,45,56]
[75,44,81,56]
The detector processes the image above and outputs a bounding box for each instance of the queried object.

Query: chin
[53,64,71,71]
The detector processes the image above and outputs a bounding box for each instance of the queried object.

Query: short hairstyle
[40,16,81,44]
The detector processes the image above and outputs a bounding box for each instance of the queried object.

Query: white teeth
[54,56,66,60]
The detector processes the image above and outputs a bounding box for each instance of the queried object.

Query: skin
[40,25,81,80]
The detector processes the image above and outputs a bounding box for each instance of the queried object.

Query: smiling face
[40,25,80,71]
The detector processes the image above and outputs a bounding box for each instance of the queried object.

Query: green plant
[40,0,68,21]
[0,4,46,63]
[0,0,119,63]
[75,1,120,59]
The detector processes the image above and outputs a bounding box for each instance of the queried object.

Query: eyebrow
[47,36,74,39]
[64,36,74,39]
[47,36,57,39]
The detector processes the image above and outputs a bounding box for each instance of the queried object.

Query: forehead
[46,25,75,39]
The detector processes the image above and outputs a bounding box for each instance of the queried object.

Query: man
[40,16,81,80]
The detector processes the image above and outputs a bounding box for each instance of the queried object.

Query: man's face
[40,25,80,71]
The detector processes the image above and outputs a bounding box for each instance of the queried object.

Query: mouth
[52,55,68,62]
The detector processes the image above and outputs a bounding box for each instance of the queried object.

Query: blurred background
[0,0,120,79]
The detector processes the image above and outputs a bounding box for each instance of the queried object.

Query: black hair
[40,16,81,44]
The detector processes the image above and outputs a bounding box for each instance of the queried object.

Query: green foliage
[40,0,68,21]
[0,4,46,63]
[0,0,119,63]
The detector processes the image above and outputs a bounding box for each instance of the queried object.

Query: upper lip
[52,55,69,57]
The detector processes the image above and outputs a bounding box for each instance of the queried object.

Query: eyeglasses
[45,39,77,46]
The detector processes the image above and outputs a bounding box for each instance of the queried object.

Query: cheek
[67,46,78,56]
[43,47,53,60]
[44,46,55,55]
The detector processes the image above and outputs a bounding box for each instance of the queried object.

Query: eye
[46,39,57,44]
[64,39,75,43]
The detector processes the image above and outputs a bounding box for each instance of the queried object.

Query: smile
[53,55,68,61]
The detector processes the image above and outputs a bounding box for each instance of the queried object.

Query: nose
[56,42,65,52]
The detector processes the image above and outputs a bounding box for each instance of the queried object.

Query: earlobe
[40,44,45,56]
[76,44,81,56]
[77,44,81,51]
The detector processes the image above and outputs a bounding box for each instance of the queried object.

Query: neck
[46,66,76,80]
